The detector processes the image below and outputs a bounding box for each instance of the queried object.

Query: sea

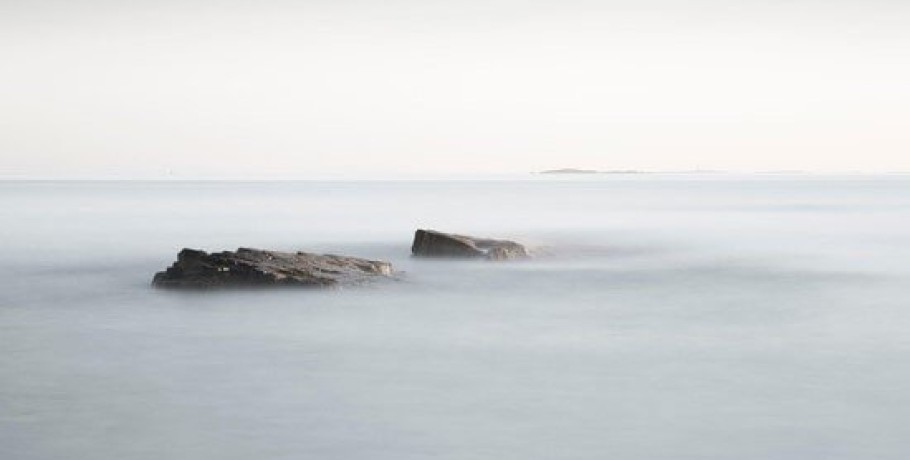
[2,175,909,459]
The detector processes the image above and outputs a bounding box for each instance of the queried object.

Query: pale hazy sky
[1,0,909,178]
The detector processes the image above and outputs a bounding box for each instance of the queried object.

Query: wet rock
[411,229,529,261]
[152,247,392,289]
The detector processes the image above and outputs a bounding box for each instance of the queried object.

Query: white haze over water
[2,176,910,459]
[3,0,910,177]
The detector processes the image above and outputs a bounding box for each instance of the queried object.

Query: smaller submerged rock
[411,229,529,261]
[153,248,392,289]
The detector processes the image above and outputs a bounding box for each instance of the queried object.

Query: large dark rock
[153,248,393,289]
[411,229,529,261]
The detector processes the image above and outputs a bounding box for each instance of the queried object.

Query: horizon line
[2,170,910,181]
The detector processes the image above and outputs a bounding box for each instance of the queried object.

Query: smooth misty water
[1,176,909,459]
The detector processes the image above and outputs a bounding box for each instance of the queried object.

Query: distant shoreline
[538,168,647,175]
[535,168,905,176]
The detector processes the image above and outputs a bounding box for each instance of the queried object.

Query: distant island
[539,168,600,174]
[538,168,646,175]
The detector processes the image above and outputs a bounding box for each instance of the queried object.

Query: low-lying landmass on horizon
[534,168,888,176]
[538,168,647,175]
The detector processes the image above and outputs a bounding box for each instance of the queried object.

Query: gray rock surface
[153,248,393,289]
[411,229,529,261]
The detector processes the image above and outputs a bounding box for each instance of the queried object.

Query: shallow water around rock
[2,176,909,459]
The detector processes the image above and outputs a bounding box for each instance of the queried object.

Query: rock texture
[153,248,393,289]
[411,229,529,261]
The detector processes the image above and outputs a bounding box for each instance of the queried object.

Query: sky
[1,0,909,178]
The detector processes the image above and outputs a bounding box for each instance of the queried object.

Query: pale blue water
[2,176,909,459]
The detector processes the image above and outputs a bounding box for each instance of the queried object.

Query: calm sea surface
[2,176,909,459]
